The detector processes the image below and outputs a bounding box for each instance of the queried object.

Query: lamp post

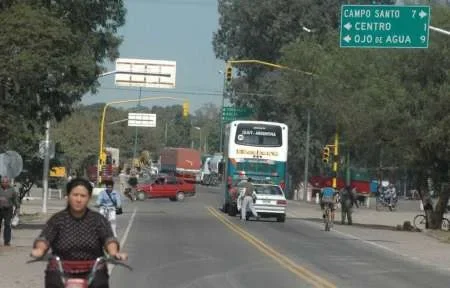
[194,126,202,152]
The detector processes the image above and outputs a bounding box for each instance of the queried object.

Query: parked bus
[222,120,288,214]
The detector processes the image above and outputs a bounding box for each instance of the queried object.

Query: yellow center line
[206,206,336,288]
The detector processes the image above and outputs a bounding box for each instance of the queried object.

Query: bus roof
[227,120,288,127]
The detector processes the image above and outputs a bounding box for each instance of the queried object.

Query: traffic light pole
[332,132,339,189]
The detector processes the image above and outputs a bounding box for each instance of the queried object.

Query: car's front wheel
[176,191,185,201]
[137,191,146,201]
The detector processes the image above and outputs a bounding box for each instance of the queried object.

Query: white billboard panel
[128,113,156,127]
[115,58,176,89]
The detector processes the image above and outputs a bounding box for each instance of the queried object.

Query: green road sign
[222,106,253,123]
[340,5,431,48]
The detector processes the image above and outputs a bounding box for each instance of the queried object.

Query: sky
[82,0,225,112]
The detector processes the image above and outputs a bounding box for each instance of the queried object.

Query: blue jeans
[0,207,13,244]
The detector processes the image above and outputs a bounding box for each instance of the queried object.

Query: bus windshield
[235,123,282,147]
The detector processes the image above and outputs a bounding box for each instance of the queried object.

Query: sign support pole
[132,88,142,167]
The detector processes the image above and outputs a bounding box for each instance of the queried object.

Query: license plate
[263,200,271,204]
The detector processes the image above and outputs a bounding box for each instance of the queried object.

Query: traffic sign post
[39,140,55,159]
[222,106,254,123]
[340,5,431,48]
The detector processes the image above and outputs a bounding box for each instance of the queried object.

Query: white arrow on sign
[419,10,427,19]
[343,35,352,43]
[344,23,352,30]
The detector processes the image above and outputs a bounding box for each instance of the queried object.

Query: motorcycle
[27,254,132,288]
[124,187,137,201]
[376,194,398,211]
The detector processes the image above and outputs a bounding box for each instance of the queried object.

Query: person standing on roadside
[0,176,20,246]
[340,185,359,225]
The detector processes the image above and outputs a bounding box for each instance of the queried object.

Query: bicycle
[98,205,117,236]
[413,214,450,231]
[324,206,333,231]
[27,254,132,288]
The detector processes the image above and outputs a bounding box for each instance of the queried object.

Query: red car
[136,175,196,201]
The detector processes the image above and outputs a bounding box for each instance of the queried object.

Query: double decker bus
[222,120,288,214]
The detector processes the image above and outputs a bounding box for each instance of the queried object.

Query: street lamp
[194,126,202,152]
[302,25,316,33]
[302,25,313,201]
[107,118,128,125]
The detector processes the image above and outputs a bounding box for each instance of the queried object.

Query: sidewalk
[0,197,130,288]
[0,200,64,288]
[286,200,450,273]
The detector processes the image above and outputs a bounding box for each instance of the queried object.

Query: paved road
[110,185,448,288]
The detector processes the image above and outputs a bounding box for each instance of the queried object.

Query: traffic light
[182,101,189,117]
[99,151,107,165]
[322,146,330,164]
[226,64,232,83]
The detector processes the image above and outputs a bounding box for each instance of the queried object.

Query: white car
[237,183,287,222]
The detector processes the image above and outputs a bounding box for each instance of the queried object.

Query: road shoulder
[287,200,450,273]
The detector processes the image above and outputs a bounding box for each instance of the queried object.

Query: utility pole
[332,132,339,189]
[303,109,311,200]
[42,116,50,214]
[219,71,226,153]
[132,88,142,166]
[164,121,168,146]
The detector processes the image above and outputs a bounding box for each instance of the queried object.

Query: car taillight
[276,200,287,205]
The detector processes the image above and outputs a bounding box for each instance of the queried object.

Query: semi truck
[160,148,201,183]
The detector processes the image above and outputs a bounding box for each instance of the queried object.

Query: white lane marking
[109,207,138,274]
[120,207,138,247]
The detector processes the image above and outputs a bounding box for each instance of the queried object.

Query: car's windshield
[254,185,283,195]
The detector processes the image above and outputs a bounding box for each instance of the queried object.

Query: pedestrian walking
[0,176,20,246]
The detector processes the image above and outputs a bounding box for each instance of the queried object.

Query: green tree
[0,1,126,154]
[277,7,450,228]
[213,0,450,228]
[50,103,221,172]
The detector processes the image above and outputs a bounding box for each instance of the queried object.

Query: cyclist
[320,185,337,224]
[31,177,127,288]
[96,179,122,237]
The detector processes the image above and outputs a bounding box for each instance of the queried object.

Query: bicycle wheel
[324,208,331,231]
[441,218,450,231]
[413,214,427,230]
[376,201,383,211]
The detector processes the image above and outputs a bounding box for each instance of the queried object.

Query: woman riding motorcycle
[31,178,127,288]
